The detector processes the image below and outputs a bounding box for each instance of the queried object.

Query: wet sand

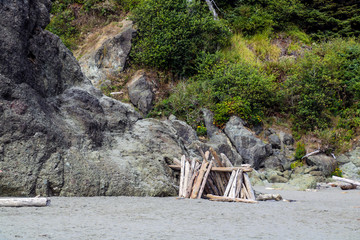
[1,187,359,240]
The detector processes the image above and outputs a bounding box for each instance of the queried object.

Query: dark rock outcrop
[0,0,186,197]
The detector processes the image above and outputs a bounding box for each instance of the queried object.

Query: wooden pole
[179,155,186,197]
[206,194,257,203]
[229,169,240,198]
[235,170,243,198]
[223,170,236,197]
[0,198,50,207]
[183,158,191,197]
[197,160,213,199]
[243,172,256,200]
[190,161,210,199]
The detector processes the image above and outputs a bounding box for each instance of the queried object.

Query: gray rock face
[202,108,221,138]
[282,133,294,145]
[128,72,155,114]
[337,147,360,167]
[224,116,272,169]
[78,20,135,87]
[268,134,281,149]
[306,154,337,177]
[0,0,192,197]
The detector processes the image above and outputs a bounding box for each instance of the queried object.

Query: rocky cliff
[0,0,182,196]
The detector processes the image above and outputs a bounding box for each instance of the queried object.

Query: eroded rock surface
[77,20,135,87]
[0,1,184,197]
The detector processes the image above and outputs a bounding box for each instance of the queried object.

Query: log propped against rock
[170,148,257,203]
[0,197,50,207]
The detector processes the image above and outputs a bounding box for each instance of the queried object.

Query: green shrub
[196,125,207,137]
[130,0,230,76]
[213,97,253,128]
[294,142,306,160]
[283,39,360,132]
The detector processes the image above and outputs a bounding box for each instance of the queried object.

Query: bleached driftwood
[243,173,256,200]
[206,194,257,203]
[0,197,50,207]
[179,155,186,197]
[332,176,360,187]
[190,161,209,199]
[256,194,283,201]
[301,150,321,159]
[197,160,213,199]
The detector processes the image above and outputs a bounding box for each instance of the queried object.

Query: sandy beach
[0,186,359,240]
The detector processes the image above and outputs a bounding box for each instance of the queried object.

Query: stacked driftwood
[169,148,257,203]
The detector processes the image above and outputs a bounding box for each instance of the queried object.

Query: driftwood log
[206,194,257,203]
[0,197,50,207]
[332,176,360,187]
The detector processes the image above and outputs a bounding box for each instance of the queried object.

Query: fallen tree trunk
[206,194,257,203]
[332,176,360,187]
[0,197,50,207]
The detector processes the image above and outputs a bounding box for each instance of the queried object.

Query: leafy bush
[196,125,207,137]
[283,39,360,132]
[130,0,230,76]
[294,142,306,160]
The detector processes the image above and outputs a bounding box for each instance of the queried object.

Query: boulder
[287,174,317,190]
[306,154,337,177]
[224,116,272,169]
[337,147,360,167]
[128,72,155,114]
[340,162,360,180]
[268,133,281,149]
[265,169,288,183]
[78,20,135,87]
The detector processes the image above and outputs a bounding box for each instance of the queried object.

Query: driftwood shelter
[169,148,257,203]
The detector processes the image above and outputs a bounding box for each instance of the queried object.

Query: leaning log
[243,173,256,200]
[190,161,210,199]
[332,176,360,187]
[197,160,213,199]
[206,194,257,203]
[0,197,50,207]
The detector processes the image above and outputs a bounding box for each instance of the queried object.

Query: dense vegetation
[48,0,360,153]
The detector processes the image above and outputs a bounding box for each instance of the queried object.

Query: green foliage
[294,142,306,160]
[46,9,79,49]
[331,166,343,177]
[130,0,230,76]
[223,0,360,39]
[213,97,253,128]
[47,0,132,50]
[290,160,304,169]
[283,39,360,132]
[196,125,207,137]
[291,142,305,169]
